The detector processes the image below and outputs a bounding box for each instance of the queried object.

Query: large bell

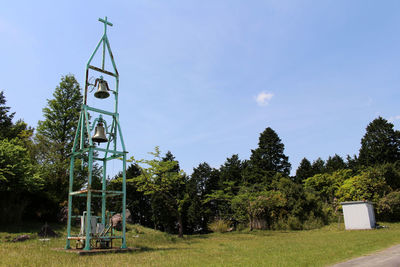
[94,79,110,99]
[92,122,108,144]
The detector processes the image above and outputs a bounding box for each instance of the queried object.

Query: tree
[131,147,187,237]
[295,158,313,183]
[35,75,86,215]
[0,91,14,139]
[304,169,353,204]
[346,155,358,171]
[188,162,220,232]
[271,177,327,229]
[231,186,286,230]
[358,117,400,166]
[311,158,325,174]
[0,91,33,142]
[246,127,291,184]
[376,191,400,221]
[326,154,346,173]
[336,168,389,203]
[109,163,154,227]
[0,139,44,223]
[219,154,244,189]
[150,151,186,234]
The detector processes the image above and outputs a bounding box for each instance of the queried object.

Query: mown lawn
[0,222,399,267]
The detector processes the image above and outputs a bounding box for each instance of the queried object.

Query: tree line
[1,75,399,235]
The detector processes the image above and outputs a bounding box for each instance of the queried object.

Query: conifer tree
[35,75,85,213]
[295,158,313,183]
[358,117,400,166]
[246,127,291,184]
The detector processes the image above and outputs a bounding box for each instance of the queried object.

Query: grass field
[1,222,400,267]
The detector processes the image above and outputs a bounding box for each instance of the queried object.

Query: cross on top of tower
[98,16,113,35]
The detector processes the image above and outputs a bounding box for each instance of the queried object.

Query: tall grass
[0,222,400,266]
[208,219,231,233]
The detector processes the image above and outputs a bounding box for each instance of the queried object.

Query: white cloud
[388,115,400,123]
[255,92,274,106]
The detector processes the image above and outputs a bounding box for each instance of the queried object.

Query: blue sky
[1,1,400,175]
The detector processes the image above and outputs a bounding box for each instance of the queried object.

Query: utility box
[341,201,376,230]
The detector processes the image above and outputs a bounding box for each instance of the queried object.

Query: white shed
[341,201,376,230]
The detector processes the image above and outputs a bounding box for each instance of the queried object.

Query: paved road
[331,244,400,267]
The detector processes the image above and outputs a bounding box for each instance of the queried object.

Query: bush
[287,216,302,230]
[209,219,231,233]
[376,191,400,221]
[302,213,325,230]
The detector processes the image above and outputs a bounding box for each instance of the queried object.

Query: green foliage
[295,157,313,183]
[271,177,328,229]
[326,154,346,173]
[246,127,291,184]
[375,162,400,190]
[130,146,187,237]
[231,186,286,230]
[0,138,43,193]
[304,169,353,203]
[376,191,400,221]
[185,162,221,232]
[358,116,400,166]
[0,91,14,139]
[34,75,88,219]
[311,157,326,174]
[336,168,390,203]
[0,91,33,143]
[109,163,153,226]
[0,138,44,223]
[131,147,185,197]
[36,75,82,160]
[219,154,244,188]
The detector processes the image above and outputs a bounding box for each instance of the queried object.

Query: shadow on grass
[0,222,65,234]
[134,245,188,253]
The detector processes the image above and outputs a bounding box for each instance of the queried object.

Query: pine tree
[0,91,14,139]
[295,158,313,183]
[358,117,400,166]
[219,154,244,188]
[311,158,325,174]
[326,154,346,173]
[246,127,291,184]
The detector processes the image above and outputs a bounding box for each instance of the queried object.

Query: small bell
[92,122,108,144]
[94,79,110,99]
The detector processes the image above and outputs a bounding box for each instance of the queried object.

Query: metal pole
[121,153,127,249]
[84,147,94,251]
[65,155,75,249]
[101,159,107,225]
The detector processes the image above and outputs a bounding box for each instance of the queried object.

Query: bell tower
[65,16,128,251]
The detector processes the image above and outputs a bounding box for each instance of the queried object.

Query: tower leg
[121,153,127,249]
[84,148,94,251]
[101,160,107,225]
[65,156,75,249]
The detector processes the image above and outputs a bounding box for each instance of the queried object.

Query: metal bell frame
[65,16,128,251]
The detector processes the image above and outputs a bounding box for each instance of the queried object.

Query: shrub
[209,219,231,233]
[287,216,302,230]
[302,213,325,230]
[376,191,400,221]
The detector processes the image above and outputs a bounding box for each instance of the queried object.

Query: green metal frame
[65,16,128,250]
